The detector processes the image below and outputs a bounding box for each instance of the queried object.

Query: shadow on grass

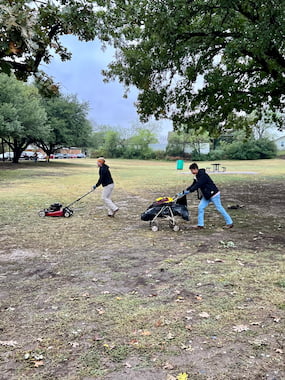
[0,159,94,170]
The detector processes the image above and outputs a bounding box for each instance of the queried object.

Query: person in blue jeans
[179,163,233,229]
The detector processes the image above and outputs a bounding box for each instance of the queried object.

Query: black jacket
[96,164,114,187]
[186,168,219,200]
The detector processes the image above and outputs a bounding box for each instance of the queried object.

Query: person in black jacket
[180,163,233,229]
[93,157,119,217]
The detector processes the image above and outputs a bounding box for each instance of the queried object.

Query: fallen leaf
[275,348,283,354]
[181,344,192,351]
[140,330,151,336]
[166,332,175,340]
[163,362,174,370]
[33,360,44,368]
[129,339,138,345]
[177,372,189,380]
[199,312,210,318]
[93,334,104,341]
[0,340,18,347]
[166,375,176,380]
[233,324,249,332]
[69,341,80,348]
[33,353,44,360]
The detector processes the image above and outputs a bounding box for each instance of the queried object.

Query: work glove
[177,190,189,197]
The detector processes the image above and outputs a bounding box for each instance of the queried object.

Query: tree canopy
[0,73,48,162]
[96,0,285,135]
[0,0,97,91]
[38,94,92,159]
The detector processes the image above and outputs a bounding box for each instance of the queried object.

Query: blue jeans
[197,193,233,227]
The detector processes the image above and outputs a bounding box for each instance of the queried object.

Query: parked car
[77,153,86,158]
[54,153,64,159]
[37,153,46,161]
[1,152,14,161]
[20,151,34,160]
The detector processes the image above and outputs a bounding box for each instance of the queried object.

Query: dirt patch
[0,181,284,380]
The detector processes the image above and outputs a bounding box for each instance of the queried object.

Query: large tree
[0,73,49,163]
[37,94,92,160]
[0,0,97,90]
[96,0,285,135]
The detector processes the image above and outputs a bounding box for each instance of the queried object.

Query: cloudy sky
[42,35,173,140]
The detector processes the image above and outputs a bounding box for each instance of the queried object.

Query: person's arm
[186,175,208,193]
[177,179,196,196]
[95,167,104,187]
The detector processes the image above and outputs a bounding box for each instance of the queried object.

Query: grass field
[0,158,284,380]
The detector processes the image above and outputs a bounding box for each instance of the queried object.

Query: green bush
[153,150,167,160]
[208,149,226,161]
[224,138,277,160]
[191,150,208,161]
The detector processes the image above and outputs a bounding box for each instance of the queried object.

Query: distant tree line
[0,72,277,164]
[89,122,277,161]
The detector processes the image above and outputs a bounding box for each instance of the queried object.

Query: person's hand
[92,185,96,190]
[177,190,189,197]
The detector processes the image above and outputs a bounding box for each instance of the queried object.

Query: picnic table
[211,163,221,171]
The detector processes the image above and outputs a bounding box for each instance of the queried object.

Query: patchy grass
[0,158,284,380]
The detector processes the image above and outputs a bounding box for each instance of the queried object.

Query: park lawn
[0,158,284,380]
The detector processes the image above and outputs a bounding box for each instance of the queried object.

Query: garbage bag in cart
[141,195,189,231]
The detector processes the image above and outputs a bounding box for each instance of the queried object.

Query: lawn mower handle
[66,188,95,208]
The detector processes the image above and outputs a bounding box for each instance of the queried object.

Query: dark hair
[189,162,198,170]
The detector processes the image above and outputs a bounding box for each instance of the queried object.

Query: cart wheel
[150,221,159,232]
[173,225,180,232]
[38,210,46,217]
[64,210,72,218]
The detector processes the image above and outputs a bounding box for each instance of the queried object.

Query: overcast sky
[42,35,172,140]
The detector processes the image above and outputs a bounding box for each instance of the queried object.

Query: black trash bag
[141,195,189,222]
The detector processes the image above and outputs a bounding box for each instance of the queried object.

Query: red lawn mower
[38,188,95,218]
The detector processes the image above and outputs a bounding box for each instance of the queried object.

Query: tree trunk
[12,147,22,163]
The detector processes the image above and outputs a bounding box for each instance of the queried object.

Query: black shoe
[112,208,119,216]
[223,224,233,229]
[191,225,204,229]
